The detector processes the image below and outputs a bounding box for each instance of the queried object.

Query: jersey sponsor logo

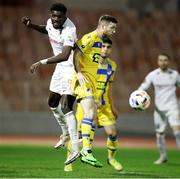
[97,87,105,90]
[49,38,63,45]
[96,80,106,90]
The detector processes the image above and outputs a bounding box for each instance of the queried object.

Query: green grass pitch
[0,144,180,178]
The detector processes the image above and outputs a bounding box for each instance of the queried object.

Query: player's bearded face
[158,55,169,70]
[103,22,117,36]
[51,10,66,29]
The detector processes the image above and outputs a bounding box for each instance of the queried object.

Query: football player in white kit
[139,54,180,164]
[22,3,79,165]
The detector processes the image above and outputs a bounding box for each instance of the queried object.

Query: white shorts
[49,70,75,96]
[154,109,180,133]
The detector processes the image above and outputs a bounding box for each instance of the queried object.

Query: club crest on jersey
[107,69,112,75]
[107,71,112,75]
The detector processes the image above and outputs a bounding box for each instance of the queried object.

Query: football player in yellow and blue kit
[64,36,123,172]
[72,15,118,168]
[77,36,123,171]
[96,37,123,171]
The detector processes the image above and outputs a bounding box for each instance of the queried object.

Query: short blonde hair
[98,15,118,25]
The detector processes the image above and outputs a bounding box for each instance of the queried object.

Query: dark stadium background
[0,0,180,146]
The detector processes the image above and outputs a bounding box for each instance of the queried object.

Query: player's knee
[84,108,95,119]
[61,95,75,115]
[61,105,73,115]
[105,125,117,136]
[156,132,165,137]
[108,135,117,141]
[48,93,61,108]
[108,131,117,137]
[48,99,59,108]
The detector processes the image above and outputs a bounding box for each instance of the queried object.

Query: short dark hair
[50,3,67,14]
[99,15,118,24]
[159,53,170,60]
[102,36,112,45]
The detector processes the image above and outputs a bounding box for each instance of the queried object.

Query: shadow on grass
[166,162,180,167]
[114,170,164,178]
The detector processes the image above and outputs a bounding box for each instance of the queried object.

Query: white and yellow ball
[129,90,150,111]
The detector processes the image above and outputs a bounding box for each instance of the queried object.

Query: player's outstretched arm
[29,46,72,74]
[21,16,48,34]
[138,75,152,91]
[42,46,72,64]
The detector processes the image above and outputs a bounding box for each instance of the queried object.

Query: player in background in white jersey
[139,54,180,164]
[21,3,79,164]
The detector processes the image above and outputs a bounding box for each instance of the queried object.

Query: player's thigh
[80,97,96,119]
[74,83,94,101]
[168,110,180,131]
[74,81,96,118]
[104,124,117,136]
[49,76,62,94]
[50,72,74,96]
[154,110,168,133]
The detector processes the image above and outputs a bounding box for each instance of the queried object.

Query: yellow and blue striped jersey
[96,58,117,105]
[76,31,103,89]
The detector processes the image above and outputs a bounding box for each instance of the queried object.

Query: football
[129,90,151,111]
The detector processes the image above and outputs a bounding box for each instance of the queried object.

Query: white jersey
[139,68,180,111]
[46,18,77,95]
[46,18,77,73]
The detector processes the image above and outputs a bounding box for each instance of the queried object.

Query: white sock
[174,131,180,150]
[64,111,79,152]
[50,104,68,136]
[156,133,167,158]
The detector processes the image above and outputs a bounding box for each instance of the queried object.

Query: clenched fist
[21,16,31,26]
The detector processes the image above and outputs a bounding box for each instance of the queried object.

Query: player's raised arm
[29,46,72,74]
[41,46,72,64]
[21,16,48,34]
